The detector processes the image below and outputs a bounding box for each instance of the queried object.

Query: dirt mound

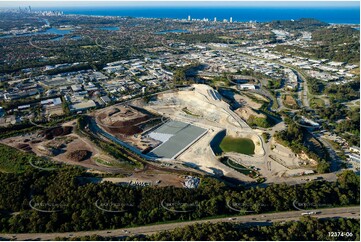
[39,126,73,140]
[67,150,92,162]
[98,106,149,135]
[108,107,120,116]
[106,126,143,136]
[99,106,147,125]
[17,143,32,152]
[30,140,42,144]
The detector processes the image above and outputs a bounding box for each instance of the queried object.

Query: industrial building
[147,120,207,159]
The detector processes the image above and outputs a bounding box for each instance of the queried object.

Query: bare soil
[67,150,92,162]
[284,95,298,108]
[38,126,73,140]
[235,106,265,120]
[97,106,149,135]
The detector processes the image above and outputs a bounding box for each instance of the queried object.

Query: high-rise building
[188,15,191,21]
[230,17,233,23]
[214,17,217,22]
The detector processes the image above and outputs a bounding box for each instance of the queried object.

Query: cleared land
[95,105,162,151]
[143,84,264,181]
[97,105,149,135]
[0,118,195,187]
[80,171,185,188]
[235,106,265,120]
[0,121,126,172]
[283,95,299,109]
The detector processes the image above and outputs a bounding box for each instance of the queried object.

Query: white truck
[301,211,317,215]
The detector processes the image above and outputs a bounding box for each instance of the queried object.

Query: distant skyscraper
[214,17,217,22]
[188,15,191,21]
[230,17,233,23]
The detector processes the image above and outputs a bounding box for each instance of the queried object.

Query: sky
[0,1,359,8]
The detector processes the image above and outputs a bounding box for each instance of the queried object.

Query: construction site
[95,105,163,152]
[0,122,121,171]
[0,84,326,186]
[0,118,198,187]
[87,84,321,184]
[141,84,266,180]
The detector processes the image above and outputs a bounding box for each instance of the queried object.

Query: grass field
[310,97,325,108]
[219,136,255,155]
[283,95,299,109]
[350,67,360,76]
[269,90,280,110]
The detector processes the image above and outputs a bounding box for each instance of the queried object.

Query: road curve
[1,206,359,241]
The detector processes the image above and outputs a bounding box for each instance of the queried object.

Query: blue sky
[0,1,359,8]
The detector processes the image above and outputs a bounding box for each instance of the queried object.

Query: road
[295,71,310,108]
[225,49,311,109]
[226,50,344,171]
[2,206,359,240]
[315,134,341,172]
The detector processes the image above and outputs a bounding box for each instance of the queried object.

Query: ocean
[34,6,360,24]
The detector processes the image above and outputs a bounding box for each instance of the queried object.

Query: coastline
[4,6,358,24]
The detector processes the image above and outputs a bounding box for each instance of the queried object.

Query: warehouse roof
[148,120,207,159]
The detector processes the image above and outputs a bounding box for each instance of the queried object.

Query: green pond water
[219,136,255,155]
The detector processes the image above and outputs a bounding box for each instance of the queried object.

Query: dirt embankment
[14,127,72,153]
[97,106,149,135]
[235,106,266,121]
[38,126,73,140]
[67,150,92,162]
[104,115,149,135]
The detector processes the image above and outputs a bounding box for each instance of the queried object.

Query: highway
[295,70,310,108]
[224,49,311,109]
[1,206,359,241]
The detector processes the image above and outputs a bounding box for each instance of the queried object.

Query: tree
[316,160,330,173]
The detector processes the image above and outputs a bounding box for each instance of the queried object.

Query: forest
[311,26,360,63]
[269,18,328,31]
[335,107,360,145]
[308,77,325,95]
[325,80,360,103]
[273,26,360,63]
[316,103,360,146]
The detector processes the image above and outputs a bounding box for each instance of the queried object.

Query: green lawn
[310,97,325,108]
[219,136,255,155]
